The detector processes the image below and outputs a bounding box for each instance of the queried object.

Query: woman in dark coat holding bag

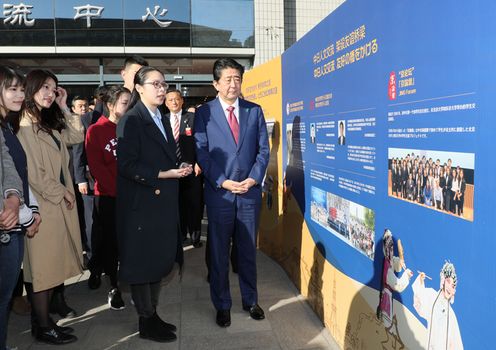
[116,66,192,343]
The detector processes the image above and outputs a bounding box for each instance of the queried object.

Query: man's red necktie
[226,106,239,144]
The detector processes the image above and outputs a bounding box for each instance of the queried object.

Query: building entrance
[0,56,221,109]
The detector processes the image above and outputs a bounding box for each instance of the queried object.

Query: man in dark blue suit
[194,58,270,327]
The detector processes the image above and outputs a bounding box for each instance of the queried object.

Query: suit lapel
[212,99,237,148]
[180,112,192,134]
[159,115,177,159]
[237,99,249,150]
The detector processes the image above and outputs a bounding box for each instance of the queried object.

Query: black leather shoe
[53,323,74,334]
[151,312,177,332]
[31,317,74,336]
[191,231,203,248]
[88,273,102,290]
[36,327,77,345]
[216,309,231,327]
[243,304,265,320]
[139,316,177,343]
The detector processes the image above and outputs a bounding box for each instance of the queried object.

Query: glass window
[180,84,216,100]
[0,0,55,46]
[54,0,124,46]
[0,57,100,74]
[123,0,190,47]
[191,0,254,48]
[103,57,218,75]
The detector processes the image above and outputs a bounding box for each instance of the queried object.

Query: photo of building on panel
[311,186,375,259]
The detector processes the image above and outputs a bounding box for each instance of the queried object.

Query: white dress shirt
[218,97,240,123]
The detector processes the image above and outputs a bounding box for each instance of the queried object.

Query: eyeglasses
[143,81,169,90]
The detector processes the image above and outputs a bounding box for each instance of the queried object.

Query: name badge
[185,127,192,136]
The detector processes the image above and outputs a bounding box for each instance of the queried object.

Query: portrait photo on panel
[338,120,346,145]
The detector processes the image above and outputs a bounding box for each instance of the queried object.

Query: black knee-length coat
[116,100,183,284]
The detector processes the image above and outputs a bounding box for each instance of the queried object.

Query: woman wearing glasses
[116,66,192,343]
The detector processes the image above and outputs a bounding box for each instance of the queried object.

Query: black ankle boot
[36,327,77,345]
[151,312,177,332]
[139,316,176,343]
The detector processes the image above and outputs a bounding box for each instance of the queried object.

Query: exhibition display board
[247,0,493,348]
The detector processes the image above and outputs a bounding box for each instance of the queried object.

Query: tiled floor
[7,242,340,350]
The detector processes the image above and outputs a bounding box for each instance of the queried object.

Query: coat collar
[134,101,177,163]
[20,113,61,151]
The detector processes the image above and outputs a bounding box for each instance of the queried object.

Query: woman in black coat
[116,66,192,343]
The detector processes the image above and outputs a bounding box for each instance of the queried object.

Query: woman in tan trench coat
[16,70,84,345]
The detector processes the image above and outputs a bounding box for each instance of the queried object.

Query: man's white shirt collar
[170,110,182,119]
[219,97,239,122]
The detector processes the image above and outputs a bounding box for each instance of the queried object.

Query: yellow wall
[242,57,285,261]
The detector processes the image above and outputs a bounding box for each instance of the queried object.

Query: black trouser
[130,281,161,318]
[179,174,204,239]
[88,196,118,288]
[12,269,24,297]
[459,194,464,214]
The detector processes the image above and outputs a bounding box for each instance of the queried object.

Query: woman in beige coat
[16,70,84,345]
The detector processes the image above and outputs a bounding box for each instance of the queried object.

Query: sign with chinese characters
[142,5,171,28]
[3,2,35,26]
[1,0,54,45]
[0,0,192,46]
[73,4,104,28]
[123,0,189,47]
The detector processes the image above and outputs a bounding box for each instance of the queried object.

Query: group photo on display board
[387,148,475,222]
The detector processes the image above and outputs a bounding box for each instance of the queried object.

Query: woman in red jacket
[85,86,130,310]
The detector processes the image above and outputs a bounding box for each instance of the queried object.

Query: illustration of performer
[413,261,463,350]
[377,229,413,326]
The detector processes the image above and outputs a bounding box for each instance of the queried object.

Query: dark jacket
[194,98,269,207]
[166,110,197,169]
[72,104,104,185]
[116,100,182,284]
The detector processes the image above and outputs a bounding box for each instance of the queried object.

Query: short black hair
[339,121,344,128]
[213,58,244,82]
[71,95,88,106]
[93,85,109,103]
[124,55,149,69]
[104,85,131,106]
[166,88,182,97]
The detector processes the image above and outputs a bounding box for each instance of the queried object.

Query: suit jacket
[116,100,182,284]
[166,110,196,165]
[194,97,269,206]
[338,135,345,145]
[72,109,102,185]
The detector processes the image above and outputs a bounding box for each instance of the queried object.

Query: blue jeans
[0,233,24,350]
